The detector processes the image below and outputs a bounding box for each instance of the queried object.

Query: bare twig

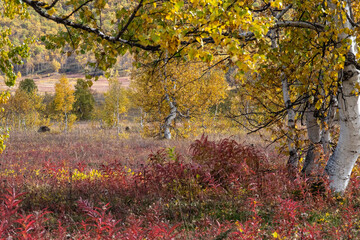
[115,0,144,40]
[62,0,94,21]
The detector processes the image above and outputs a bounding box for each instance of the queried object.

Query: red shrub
[190,135,270,186]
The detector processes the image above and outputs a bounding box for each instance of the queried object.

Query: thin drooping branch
[64,25,76,50]
[115,0,144,40]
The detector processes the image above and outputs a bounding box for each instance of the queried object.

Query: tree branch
[64,25,76,50]
[275,4,293,20]
[22,0,161,51]
[23,0,325,53]
[273,21,325,32]
[62,0,94,21]
[45,0,61,10]
[249,3,271,13]
[115,0,144,40]
[31,0,59,9]
[240,20,324,42]
[345,11,359,27]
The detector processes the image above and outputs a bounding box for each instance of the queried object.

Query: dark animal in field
[38,126,50,133]
[125,126,130,132]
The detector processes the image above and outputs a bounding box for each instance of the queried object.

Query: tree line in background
[0,1,133,77]
[0,61,231,137]
[0,76,125,132]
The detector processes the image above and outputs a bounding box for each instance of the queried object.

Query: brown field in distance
[0,73,130,94]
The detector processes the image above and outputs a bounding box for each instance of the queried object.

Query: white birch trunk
[64,110,68,133]
[306,105,321,144]
[140,108,144,129]
[163,97,176,139]
[282,77,299,168]
[324,0,360,193]
[322,96,338,155]
[325,63,360,193]
[116,94,120,136]
[270,19,300,169]
[302,104,321,175]
[162,51,177,140]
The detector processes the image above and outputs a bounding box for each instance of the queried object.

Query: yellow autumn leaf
[47,8,56,16]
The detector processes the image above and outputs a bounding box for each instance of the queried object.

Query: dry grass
[0,73,130,94]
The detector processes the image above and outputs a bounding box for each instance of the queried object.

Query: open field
[1,125,360,239]
[0,74,131,94]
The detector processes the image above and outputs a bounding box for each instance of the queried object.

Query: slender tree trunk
[117,109,120,136]
[163,98,176,139]
[213,104,218,121]
[116,95,120,136]
[270,21,300,169]
[162,51,177,139]
[64,110,68,133]
[140,108,144,129]
[282,76,299,168]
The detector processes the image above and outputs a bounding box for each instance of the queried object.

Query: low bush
[1,134,360,239]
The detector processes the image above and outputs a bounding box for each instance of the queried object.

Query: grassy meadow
[0,74,131,94]
[1,123,360,239]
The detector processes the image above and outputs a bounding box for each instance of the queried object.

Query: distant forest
[0,1,133,77]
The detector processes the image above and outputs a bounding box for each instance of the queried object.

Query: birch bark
[302,104,321,175]
[162,52,177,139]
[282,77,299,168]
[324,0,360,193]
[325,60,360,193]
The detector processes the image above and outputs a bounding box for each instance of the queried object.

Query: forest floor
[1,124,360,239]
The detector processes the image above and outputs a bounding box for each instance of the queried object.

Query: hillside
[0,2,133,78]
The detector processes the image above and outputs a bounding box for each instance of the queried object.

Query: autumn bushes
[2,133,360,238]
[0,135,271,238]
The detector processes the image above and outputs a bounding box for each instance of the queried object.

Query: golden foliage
[53,76,76,131]
[131,60,228,138]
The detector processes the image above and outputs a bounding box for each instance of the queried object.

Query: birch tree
[7,0,360,193]
[103,77,129,134]
[131,58,227,139]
